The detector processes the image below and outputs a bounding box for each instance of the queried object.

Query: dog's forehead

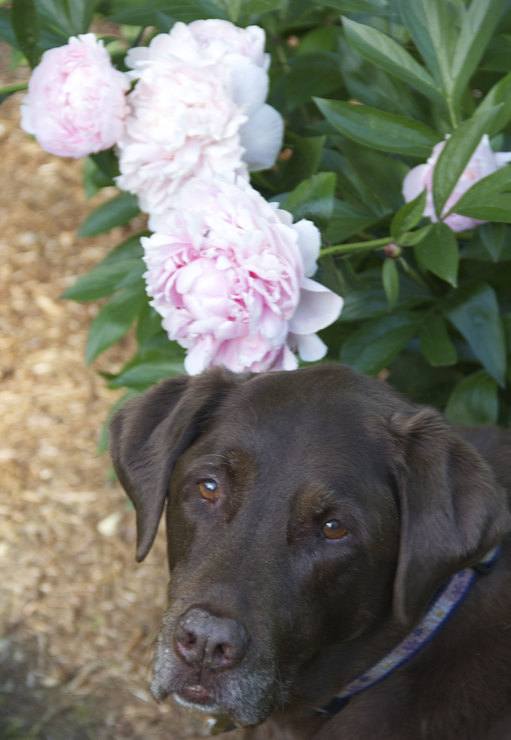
[192,367,399,493]
[215,367,395,445]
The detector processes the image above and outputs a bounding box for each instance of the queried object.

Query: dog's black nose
[174,607,248,671]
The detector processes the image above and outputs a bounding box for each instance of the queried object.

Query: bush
[2,0,511,431]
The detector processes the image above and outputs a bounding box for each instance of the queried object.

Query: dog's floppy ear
[391,407,511,628]
[109,368,239,562]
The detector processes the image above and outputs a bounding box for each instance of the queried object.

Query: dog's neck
[314,547,500,719]
[208,549,500,735]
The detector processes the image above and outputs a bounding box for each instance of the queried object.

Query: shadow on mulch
[0,631,139,740]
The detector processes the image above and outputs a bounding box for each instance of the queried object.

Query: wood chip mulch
[0,42,209,740]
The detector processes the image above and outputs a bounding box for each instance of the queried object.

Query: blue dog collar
[316,547,500,718]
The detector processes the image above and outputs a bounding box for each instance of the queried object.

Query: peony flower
[20,34,129,159]
[143,177,343,375]
[188,20,282,171]
[402,134,511,232]
[188,19,269,70]
[116,22,283,215]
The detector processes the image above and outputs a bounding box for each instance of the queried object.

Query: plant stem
[446,97,458,129]
[320,237,391,257]
[131,26,146,49]
[0,82,28,95]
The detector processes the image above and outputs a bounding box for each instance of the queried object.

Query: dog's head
[110,365,510,727]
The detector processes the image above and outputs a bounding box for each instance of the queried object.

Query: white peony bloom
[116,22,284,215]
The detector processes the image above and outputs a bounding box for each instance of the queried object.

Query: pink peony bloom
[20,34,129,159]
[116,22,283,215]
[143,177,343,375]
[402,134,511,232]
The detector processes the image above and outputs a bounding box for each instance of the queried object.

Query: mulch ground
[0,41,211,740]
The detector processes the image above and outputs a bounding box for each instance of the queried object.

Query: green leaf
[340,311,423,374]
[102,233,146,265]
[316,254,344,297]
[339,270,432,322]
[36,0,95,35]
[460,226,511,262]
[136,304,163,345]
[414,222,459,287]
[0,9,18,48]
[342,16,443,104]
[241,0,282,14]
[314,98,440,157]
[390,189,426,241]
[397,0,455,94]
[503,312,511,355]
[480,34,511,71]
[285,52,341,110]
[282,172,336,230]
[330,139,408,214]
[445,371,498,425]
[400,224,432,246]
[78,193,140,238]
[86,285,146,364]
[62,259,144,302]
[442,282,506,386]
[108,360,185,390]
[115,332,183,378]
[418,313,457,366]
[382,258,399,309]
[450,165,511,223]
[338,261,372,294]
[476,71,511,138]
[280,136,325,191]
[337,36,424,120]
[478,222,506,262]
[12,0,40,69]
[432,105,503,218]
[82,157,115,200]
[109,0,228,25]
[318,0,388,13]
[321,146,394,217]
[296,26,338,55]
[90,149,120,180]
[450,0,504,105]
[326,199,380,244]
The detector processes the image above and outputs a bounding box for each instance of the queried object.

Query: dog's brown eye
[198,480,219,501]
[322,520,348,540]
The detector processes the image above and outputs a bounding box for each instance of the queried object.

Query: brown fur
[109,365,511,739]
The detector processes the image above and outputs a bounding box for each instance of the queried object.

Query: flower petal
[402,164,429,204]
[239,104,284,171]
[289,277,343,335]
[292,331,328,362]
[292,219,321,278]
[229,57,268,116]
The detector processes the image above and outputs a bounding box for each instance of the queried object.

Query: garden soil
[0,41,221,740]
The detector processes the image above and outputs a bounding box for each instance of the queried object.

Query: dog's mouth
[173,683,223,714]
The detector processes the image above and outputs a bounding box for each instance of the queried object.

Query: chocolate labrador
[109,364,511,739]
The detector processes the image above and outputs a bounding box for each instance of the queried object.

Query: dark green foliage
[4,0,511,430]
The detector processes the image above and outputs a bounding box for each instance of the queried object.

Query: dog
[109,364,511,739]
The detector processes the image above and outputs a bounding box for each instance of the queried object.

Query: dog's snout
[174,607,248,671]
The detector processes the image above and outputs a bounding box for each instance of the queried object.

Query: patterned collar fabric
[316,547,500,718]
